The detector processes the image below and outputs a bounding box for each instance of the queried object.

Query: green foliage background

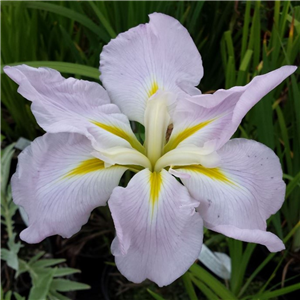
[1,1,300,299]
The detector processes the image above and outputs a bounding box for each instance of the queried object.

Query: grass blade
[2,1,110,41]
[189,264,237,300]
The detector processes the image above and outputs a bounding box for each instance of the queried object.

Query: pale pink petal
[12,133,127,243]
[100,13,203,124]
[177,139,285,252]
[3,65,143,152]
[166,66,297,153]
[155,145,221,171]
[108,169,203,287]
[209,226,284,252]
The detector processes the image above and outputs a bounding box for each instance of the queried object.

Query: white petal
[92,146,151,170]
[177,139,285,252]
[3,65,144,153]
[108,169,203,286]
[165,66,297,153]
[155,145,221,172]
[100,13,203,124]
[12,133,126,243]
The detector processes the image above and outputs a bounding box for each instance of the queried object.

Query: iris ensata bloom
[4,13,297,286]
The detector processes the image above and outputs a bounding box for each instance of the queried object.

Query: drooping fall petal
[175,139,285,252]
[108,169,203,287]
[100,13,203,124]
[165,66,297,154]
[12,133,127,243]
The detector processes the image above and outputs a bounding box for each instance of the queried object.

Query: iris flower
[4,13,297,286]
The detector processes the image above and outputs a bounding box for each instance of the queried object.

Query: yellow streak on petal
[149,171,162,213]
[91,121,145,154]
[148,81,159,98]
[65,158,104,178]
[92,121,132,142]
[164,119,214,153]
[179,165,234,185]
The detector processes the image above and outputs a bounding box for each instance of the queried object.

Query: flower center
[96,91,220,173]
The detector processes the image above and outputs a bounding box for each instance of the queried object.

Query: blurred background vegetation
[1,1,300,299]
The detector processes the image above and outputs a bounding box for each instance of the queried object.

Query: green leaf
[48,290,70,300]
[50,279,90,292]
[258,283,300,299]
[240,1,251,59]
[189,275,219,300]
[189,264,237,300]
[276,105,293,175]
[1,236,22,271]
[14,292,26,300]
[28,251,46,265]
[3,290,12,300]
[286,171,300,198]
[189,1,205,30]
[16,259,29,277]
[236,49,253,85]
[31,258,66,269]
[28,269,55,300]
[2,1,110,41]
[182,272,198,300]
[53,267,81,277]
[1,143,15,193]
[147,289,166,300]
[239,221,300,297]
[88,2,117,38]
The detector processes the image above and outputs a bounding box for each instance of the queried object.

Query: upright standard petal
[100,13,203,124]
[109,169,203,287]
[165,66,297,153]
[12,133,127,243]
[4,65,144,153]
[176,139,285,252]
